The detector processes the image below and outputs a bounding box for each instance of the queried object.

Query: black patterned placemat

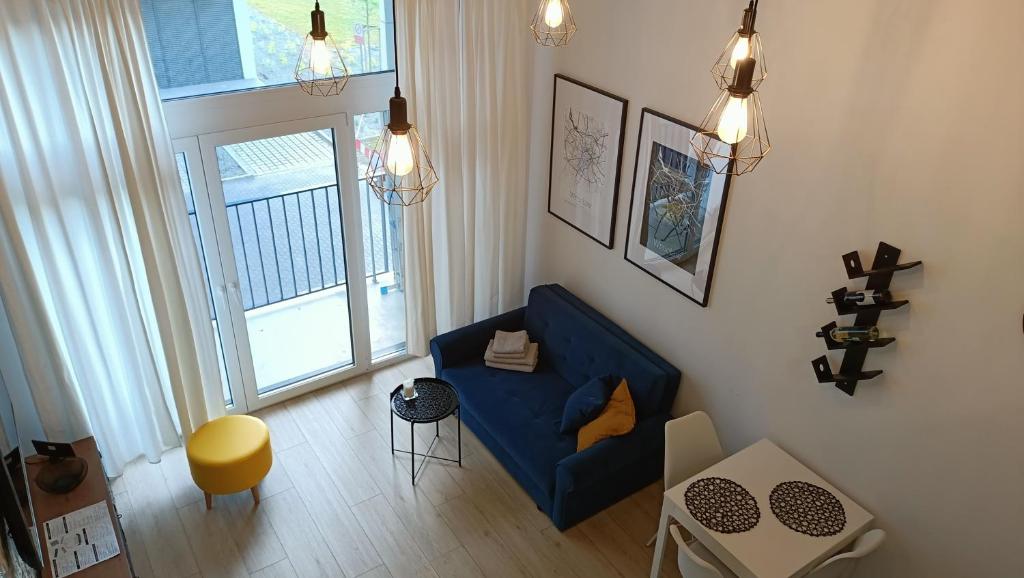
[770,481,847,537]
[684,477,761,534]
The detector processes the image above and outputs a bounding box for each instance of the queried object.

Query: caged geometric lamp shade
[712,1,767,90]
[365,89,440,207]
[295,2,351,97]
[530,0,577,47]
[692,58,771,176]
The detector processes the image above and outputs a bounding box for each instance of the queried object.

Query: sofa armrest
[430,307,527,373]
[554,414,669,494]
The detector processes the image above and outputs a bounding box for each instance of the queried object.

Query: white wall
[525,1,1024,576]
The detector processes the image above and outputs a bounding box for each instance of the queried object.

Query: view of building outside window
[140,0,393,100]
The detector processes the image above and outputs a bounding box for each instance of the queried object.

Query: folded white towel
[486,359,537,373]
[485,342,538,366]
[485,339,531,361]
[493,330,528,355]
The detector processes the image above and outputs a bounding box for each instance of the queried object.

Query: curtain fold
[398,0,532,354]
[0,0,223,475]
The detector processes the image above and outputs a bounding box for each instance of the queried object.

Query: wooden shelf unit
[27,437,133,578]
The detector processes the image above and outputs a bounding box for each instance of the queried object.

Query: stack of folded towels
[484,330,538,373]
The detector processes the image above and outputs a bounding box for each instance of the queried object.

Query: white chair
[807,529,887,578]
[670,525,737,578]
[646,411,725,546]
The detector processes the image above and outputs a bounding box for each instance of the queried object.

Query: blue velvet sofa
[430,284,681,530]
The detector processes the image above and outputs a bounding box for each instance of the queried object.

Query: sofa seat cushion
[441,361,577,494]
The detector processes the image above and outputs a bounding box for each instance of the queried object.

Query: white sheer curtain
[398,0,532,354]
[0,0,224,474]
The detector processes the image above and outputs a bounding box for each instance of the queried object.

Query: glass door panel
[354,112,407,361]
[204,125,356,399]
[172,144,239,408]
[176,113,409,413]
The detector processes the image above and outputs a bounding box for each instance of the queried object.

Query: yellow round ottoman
[186,415,272,509]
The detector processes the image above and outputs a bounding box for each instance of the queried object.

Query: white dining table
[649,439,874,578]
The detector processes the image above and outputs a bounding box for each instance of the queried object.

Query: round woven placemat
[769,481,847,537]
[684,477,761,534]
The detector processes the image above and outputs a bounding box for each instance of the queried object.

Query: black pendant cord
[392,0,401,96]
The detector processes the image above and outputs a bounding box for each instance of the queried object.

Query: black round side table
[389,377,462,485]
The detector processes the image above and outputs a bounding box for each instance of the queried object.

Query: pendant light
[530,0,576,47]
[692,1,770,176]
[712,0,767,91]
[365,0,439,207]
[295,2,351,97]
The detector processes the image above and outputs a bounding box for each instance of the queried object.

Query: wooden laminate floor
[111,356,684,578]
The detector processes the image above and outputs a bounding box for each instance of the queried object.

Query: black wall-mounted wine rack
[812,242,922,396]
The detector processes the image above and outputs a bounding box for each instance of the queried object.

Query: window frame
[163,72,395,140]
[165,71,409,413]
[141,0,396,103]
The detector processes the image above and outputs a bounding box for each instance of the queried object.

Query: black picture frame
[623,108,733,307]
[547,74,629,249]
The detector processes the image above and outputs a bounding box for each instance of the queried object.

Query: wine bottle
[826,290,893,306]
[815,326,880,343]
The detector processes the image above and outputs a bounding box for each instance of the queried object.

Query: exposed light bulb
[716,96,749,144]
[386,133,415,177]
[543,0,564,28]
[730,36,751,68]
[310,39,332,75]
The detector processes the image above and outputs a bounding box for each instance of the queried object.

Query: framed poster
[547,74,628,248]
[624,108,733,307]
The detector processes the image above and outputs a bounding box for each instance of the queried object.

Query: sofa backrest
[547,284,683,402]
[524,285,680,418]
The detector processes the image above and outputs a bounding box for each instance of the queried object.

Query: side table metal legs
[390,409,463,485]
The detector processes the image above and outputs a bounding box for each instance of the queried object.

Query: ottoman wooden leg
[251,486,260,506]
[204,492,212,510]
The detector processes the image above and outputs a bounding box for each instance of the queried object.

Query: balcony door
[174,113,407,413]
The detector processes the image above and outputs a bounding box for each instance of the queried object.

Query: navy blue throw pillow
[560,375,616,434]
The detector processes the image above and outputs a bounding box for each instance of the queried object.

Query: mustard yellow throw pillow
[577,378,636,452]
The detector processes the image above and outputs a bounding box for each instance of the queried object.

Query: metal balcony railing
[187,183,397,314]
